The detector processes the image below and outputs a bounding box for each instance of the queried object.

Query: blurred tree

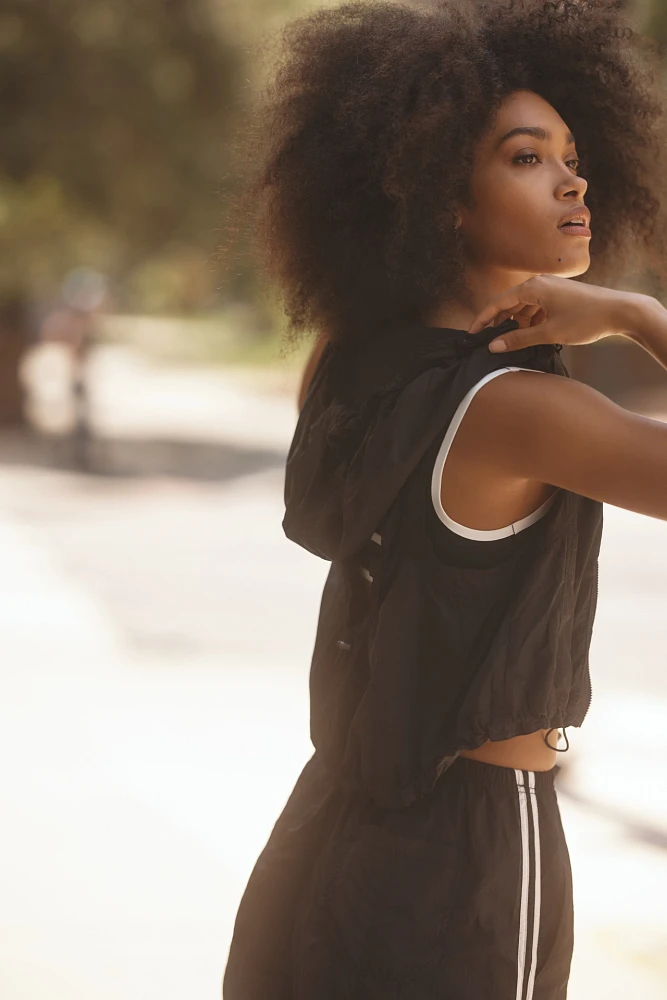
[0,0,241,422]
[644,0,667,51]
[218,0,334,51]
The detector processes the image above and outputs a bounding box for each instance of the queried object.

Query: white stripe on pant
[514,769,542,1000]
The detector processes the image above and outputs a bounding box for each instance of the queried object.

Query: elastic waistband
[444,754,560,794]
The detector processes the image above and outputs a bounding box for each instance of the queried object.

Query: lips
[557,206,591,229]
[559,222,592,237]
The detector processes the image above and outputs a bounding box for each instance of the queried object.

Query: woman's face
[458,89,590,282]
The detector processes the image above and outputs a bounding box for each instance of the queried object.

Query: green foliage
[6,0,658,327]
[644,0,667,47]
[0,0,242,311]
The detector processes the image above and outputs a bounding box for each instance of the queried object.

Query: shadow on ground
[0,428,286,482]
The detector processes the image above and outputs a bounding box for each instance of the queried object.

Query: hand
[466,274,645,353]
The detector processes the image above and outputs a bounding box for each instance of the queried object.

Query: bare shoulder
[463,367,617,442]
[452,366,667,522]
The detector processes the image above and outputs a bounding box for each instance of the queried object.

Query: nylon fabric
[223,316,602,998]
[280,317,602,809]
[223,751,574,999]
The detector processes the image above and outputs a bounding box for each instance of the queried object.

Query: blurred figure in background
[37,268,108,469]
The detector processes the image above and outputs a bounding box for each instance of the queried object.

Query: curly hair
[222,0,667,347]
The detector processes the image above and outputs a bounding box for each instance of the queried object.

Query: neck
[423,265,535,329]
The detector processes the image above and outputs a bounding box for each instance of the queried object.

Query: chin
[550,254,590,278]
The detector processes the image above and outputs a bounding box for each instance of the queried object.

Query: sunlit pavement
[0,349,665,998]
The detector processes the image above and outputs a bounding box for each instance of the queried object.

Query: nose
[559,173,587,199]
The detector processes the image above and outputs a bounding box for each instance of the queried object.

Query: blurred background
[0,1,666,997]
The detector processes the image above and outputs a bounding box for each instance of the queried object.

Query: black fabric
[223,750,574,1000]
[223,318,599,999]
[428,516,525,568]
[281,317,603,810]
[423,425,552,570]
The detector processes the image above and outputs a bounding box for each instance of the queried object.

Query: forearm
[621,292,667,372]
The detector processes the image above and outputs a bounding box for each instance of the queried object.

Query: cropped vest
[283,318,604,809]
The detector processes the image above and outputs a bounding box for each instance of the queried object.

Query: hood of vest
[282,317,562,563]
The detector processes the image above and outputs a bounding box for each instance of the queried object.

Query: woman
[222,1,667,997]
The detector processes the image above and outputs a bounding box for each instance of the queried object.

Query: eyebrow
[496,125,576,148]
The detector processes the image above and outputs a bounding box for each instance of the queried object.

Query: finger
[486,321,555,354]
[467,296,526,334]
[513,304,542,327]
[492,309,516,326]
[526,305,547,327]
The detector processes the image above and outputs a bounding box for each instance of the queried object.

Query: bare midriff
[457,729,559,771]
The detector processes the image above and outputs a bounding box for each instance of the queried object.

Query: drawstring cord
[544,726,570,752]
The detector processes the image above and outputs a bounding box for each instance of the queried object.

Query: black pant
[223,752,573,999]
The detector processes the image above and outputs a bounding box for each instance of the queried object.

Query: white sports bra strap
[430,367,560,541]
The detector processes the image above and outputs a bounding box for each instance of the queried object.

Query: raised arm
[466,276,667,375]
[464,367,667,523]
[624,294,667,373]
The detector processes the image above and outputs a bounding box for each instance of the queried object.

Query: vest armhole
[430,367,560,542]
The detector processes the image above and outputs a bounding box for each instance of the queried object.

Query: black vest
[283,318,603,809]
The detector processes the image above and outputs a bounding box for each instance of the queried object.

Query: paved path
[0,346,665,998]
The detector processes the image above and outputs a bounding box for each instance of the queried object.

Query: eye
[513,153,581,173]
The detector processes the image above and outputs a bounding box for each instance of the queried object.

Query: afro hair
[223,0,667,347]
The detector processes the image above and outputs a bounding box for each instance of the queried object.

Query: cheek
[466,174,521,236]
[491,179,542,230]
[467,204,537,256]
[466,175,554,255]
[477,165,544,219]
